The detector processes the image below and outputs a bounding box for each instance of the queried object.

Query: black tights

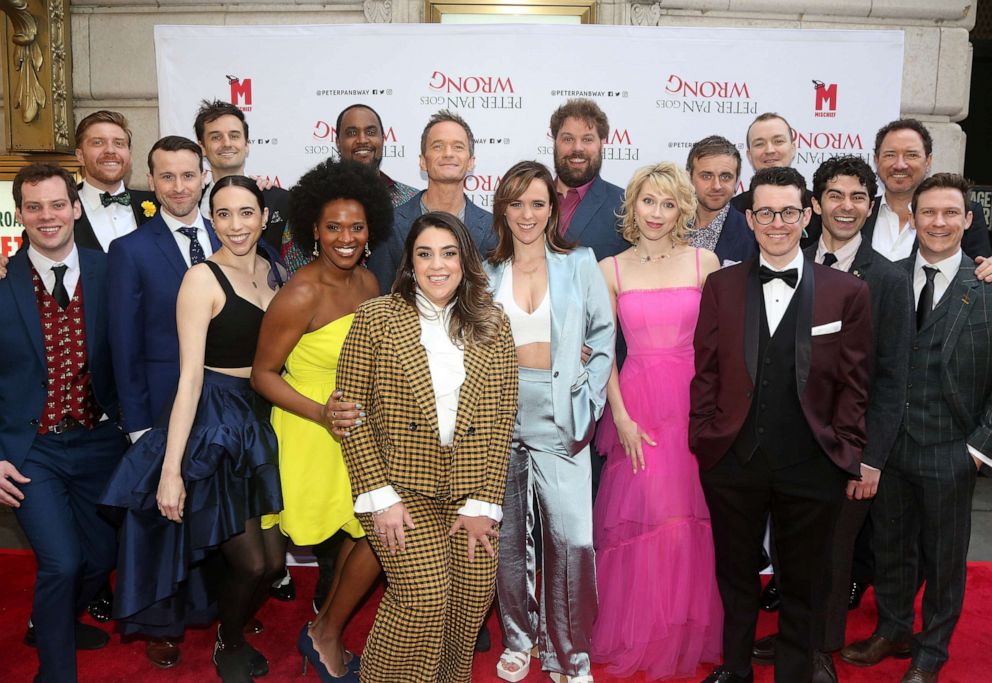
[217,517,286,647]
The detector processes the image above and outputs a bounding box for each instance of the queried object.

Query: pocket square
[811,321,842,336]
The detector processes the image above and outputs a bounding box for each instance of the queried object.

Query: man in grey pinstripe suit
[842,173,992,683]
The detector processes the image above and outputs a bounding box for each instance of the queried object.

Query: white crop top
[494,265,551,347]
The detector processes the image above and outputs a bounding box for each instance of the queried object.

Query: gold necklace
[633,241,675,263]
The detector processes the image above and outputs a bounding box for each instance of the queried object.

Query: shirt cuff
[354,485,401,514]
[456,498,503,523]
[128,428,150,444]
[862,464,880,472]
[967,445,992,469]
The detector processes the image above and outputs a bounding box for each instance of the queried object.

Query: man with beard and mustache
[105,136,221,670]
[685,135,757,266]
[193,100,289,253]
[549,98,627,260]
[282,104,419,273]
[366,109,495,294]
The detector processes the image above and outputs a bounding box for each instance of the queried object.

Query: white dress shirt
[78,180,139,251]
[27,244,80,299]
[871,195,917,262]
[815,232,862,273]
[353,295,503,521]
[912,250,992,468]
[161,210,213,267]
[759,250,805,336]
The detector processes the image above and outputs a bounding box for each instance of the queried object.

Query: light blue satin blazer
[484,245,615,455]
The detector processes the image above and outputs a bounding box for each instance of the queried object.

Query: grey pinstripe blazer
[337,294,519,504]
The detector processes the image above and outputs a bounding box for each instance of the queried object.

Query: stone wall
[1,1,976,185]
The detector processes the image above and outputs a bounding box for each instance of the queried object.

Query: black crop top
[203,261,265,368]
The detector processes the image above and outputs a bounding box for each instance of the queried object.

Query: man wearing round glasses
[691,166,873,683]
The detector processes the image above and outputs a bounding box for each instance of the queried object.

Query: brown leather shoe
[840,634,911,667]
[751,633,776,664]
[145,640,180,668]
[900,665,938,683]
[811,650,838,683]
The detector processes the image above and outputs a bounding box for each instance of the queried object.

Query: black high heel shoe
[213,640,252,683]
[298,622,359,682]
[218,624,268,677]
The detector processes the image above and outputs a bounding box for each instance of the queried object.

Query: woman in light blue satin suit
[487,161,614,683]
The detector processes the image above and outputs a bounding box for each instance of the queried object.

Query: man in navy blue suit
[106,135,218,668]
[366,109,495,293]
[549,98,627,260]
[0,163,128,683]
[685,135,757,266]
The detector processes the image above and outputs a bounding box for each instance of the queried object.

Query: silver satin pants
[496,367,597,677]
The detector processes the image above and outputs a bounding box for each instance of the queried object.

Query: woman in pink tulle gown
[591,161,723,680]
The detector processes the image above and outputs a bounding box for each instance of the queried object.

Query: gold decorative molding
[0,0,74,152]
[425,0,596,24]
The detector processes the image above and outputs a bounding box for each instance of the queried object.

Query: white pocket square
[811,321,842,336]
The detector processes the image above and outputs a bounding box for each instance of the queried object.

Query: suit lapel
[794,258,814,397]
[744,260,761,386]
[78,251,101,367]
[452,341,491,446]
[150,217,190,279]
[8,252,45,366]
[390,301,441,435]
[563,177,603,245]
[547,248,570,354]
[939,263,980,367]
[73,210,102,251]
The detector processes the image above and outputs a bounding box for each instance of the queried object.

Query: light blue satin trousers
[496,367,597,677]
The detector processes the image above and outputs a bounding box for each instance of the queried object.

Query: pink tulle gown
[591,251,722,680]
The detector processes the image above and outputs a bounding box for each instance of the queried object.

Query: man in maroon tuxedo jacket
[690,166,873,683]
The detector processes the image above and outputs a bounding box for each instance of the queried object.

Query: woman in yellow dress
[251,158,393,680]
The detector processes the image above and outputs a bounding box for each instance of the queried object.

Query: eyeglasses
[750,207,805,225]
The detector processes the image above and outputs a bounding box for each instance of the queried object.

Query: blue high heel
[297,622,359,682]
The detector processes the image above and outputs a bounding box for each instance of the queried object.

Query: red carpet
[2,548,990,682]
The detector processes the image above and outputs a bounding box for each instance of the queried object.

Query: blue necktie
[177,226,206,265]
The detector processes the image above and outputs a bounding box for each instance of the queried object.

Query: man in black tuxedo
[750,156,913,681]
[72,110,157,251]
[842,174,992,683]
[690,167,873,683]
[193,99,288,252]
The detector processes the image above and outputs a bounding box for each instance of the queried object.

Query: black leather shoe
[700,666,754,682]
[759,578,780,612]
[86,583,114,622]
[848,580,869,610]
[146,640,181,669]
[751,633,776,663]
[475,623,491,652]
[268,567,296,602]
[24,621,109,650]
[812,650,838,683]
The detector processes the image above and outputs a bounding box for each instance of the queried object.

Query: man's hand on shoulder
[973,255,992,283]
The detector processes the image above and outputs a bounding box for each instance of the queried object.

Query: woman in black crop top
[100,176,286,683]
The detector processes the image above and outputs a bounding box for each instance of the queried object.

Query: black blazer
[712,205,758,265]
[804,238,913,469]
[74,185,158,252]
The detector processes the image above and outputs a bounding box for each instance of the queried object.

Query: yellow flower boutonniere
[141,201,156,218]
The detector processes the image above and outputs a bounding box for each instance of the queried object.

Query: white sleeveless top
[494,264,551,347]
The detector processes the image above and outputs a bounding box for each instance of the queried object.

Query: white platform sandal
[496,648,531,682]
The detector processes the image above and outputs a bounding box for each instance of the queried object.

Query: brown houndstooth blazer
[337,294,519,505]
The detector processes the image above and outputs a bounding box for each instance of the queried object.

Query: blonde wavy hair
[619,162,697,245]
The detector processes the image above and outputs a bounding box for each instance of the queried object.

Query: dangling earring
[364,243,371,258]
[312,243,319,258]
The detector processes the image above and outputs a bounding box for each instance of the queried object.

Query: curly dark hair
[288,158,393,256]
[811,155,878,202]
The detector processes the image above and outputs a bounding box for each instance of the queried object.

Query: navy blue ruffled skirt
[99,370,282,637]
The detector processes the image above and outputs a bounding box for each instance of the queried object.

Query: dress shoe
[900,665,938,683]
[268,567,296,601]
[146,639,181,668]
[24,621,109,650]
[475,623,491,652]
[759,578,780,612]
[812,650,838,683]
[700,667,754,682]
[848,580,869,610]
[751,633,776,663]
[245,617,264,635]
[218,624,268,677]
[840,634,912,667]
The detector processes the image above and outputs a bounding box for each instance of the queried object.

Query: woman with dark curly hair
[251,159,392,681]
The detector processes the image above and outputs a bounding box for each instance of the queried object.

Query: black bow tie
[759,265,798,288]
[100,191,131,207]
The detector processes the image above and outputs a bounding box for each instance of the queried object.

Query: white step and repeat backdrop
[154,23,904,211]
